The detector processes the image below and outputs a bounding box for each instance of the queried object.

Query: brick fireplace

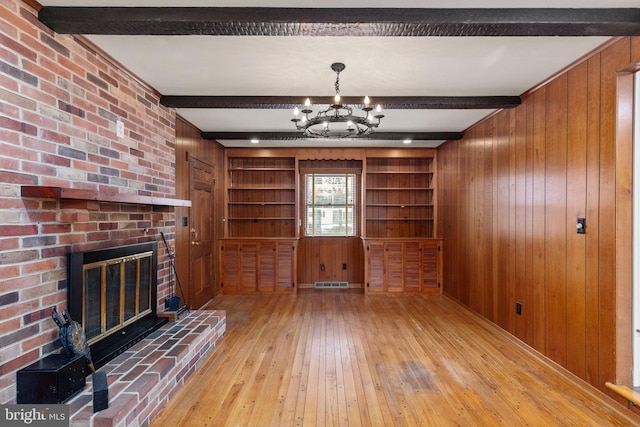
[67,309,226,427]
[0,0,186,405]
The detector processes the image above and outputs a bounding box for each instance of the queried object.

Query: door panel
[189,156,215,309]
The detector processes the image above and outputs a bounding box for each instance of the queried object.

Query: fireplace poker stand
[160,231,190,315]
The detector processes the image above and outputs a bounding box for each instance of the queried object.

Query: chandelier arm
[293,62,383,138]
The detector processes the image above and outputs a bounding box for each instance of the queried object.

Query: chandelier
[292,63,384,138]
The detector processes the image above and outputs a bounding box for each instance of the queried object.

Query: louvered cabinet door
[422,240,441,294]
[275,240,296,293]
[220,242,240,294]
[366,241,385,292]
[259,241,276,292]
[403,241,422,293]
[240,242,258,293]
[385,242,404,293]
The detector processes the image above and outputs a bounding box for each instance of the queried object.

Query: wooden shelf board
[366,171,433,175]
[229,217,296,221]
[229,202,296,205]
[229,168,295,171]
[21,186,191,207]
[366,187,433,191]
[229,187,295,190]
[366,204,433,207]
[366,218,434,221]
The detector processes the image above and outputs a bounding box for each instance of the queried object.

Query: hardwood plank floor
[150,290,640,426]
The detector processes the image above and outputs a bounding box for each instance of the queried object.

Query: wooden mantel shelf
[21,186,191,207]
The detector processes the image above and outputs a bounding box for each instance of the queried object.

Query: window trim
[303,173,358,237]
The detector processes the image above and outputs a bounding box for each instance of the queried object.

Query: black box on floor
[92,371,109,412]
[165,296,180,311]
[17,353,87,404]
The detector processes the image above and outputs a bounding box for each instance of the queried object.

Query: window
[304,174,356,236]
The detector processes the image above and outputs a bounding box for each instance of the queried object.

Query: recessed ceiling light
[403,139,412,144]
[250,139,259,144]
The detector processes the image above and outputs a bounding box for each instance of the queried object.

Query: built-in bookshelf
[365,157,434,238]
[227,156,296,238]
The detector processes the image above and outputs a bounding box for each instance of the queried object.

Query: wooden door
[189,156,215,309]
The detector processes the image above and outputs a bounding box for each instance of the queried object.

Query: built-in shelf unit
[365,157,434,238]
[226,156,297,238]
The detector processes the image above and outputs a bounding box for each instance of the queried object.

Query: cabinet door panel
[385,242,404,292]
[276,241,295,293]
[367,242,385,292]
[422,240,440,293]
[259,242,276,292]
[403,242,421,292]
[240,243,258,292]
[221,243,239,293]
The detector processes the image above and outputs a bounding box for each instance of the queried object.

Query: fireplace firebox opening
[67,242,168,370]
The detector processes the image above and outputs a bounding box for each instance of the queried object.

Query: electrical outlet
[342,263,347,270]
[116,119,125,138]
[516,302,522,315]
[320,263,325,270]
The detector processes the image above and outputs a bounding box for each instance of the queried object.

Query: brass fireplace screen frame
[81,250,154,345]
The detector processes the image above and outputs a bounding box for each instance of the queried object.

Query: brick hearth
[66,310,226,427]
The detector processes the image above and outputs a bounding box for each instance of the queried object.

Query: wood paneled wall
[437,37,640,396]
[175,117,225,301]
[297,236,365,287]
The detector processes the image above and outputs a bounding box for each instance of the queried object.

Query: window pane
[304,174,356,236]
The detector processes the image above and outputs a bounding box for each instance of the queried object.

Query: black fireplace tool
[52,307,109,412]
[52,307,95,373]
[160,231,189,314]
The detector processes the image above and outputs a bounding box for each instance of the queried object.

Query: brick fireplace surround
[68,310,226,427]
[0,0,213,412]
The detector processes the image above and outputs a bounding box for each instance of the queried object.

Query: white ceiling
[37,1,638,148]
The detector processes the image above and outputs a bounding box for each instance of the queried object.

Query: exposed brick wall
[0,0,178,403]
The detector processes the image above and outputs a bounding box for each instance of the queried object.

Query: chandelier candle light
[292,63,384,138]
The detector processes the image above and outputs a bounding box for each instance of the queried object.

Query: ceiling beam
[200,132,463,141]
[161,96,521,110]
[39,8,640,36]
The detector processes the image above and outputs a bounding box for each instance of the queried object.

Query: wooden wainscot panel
[297,236,364,288]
